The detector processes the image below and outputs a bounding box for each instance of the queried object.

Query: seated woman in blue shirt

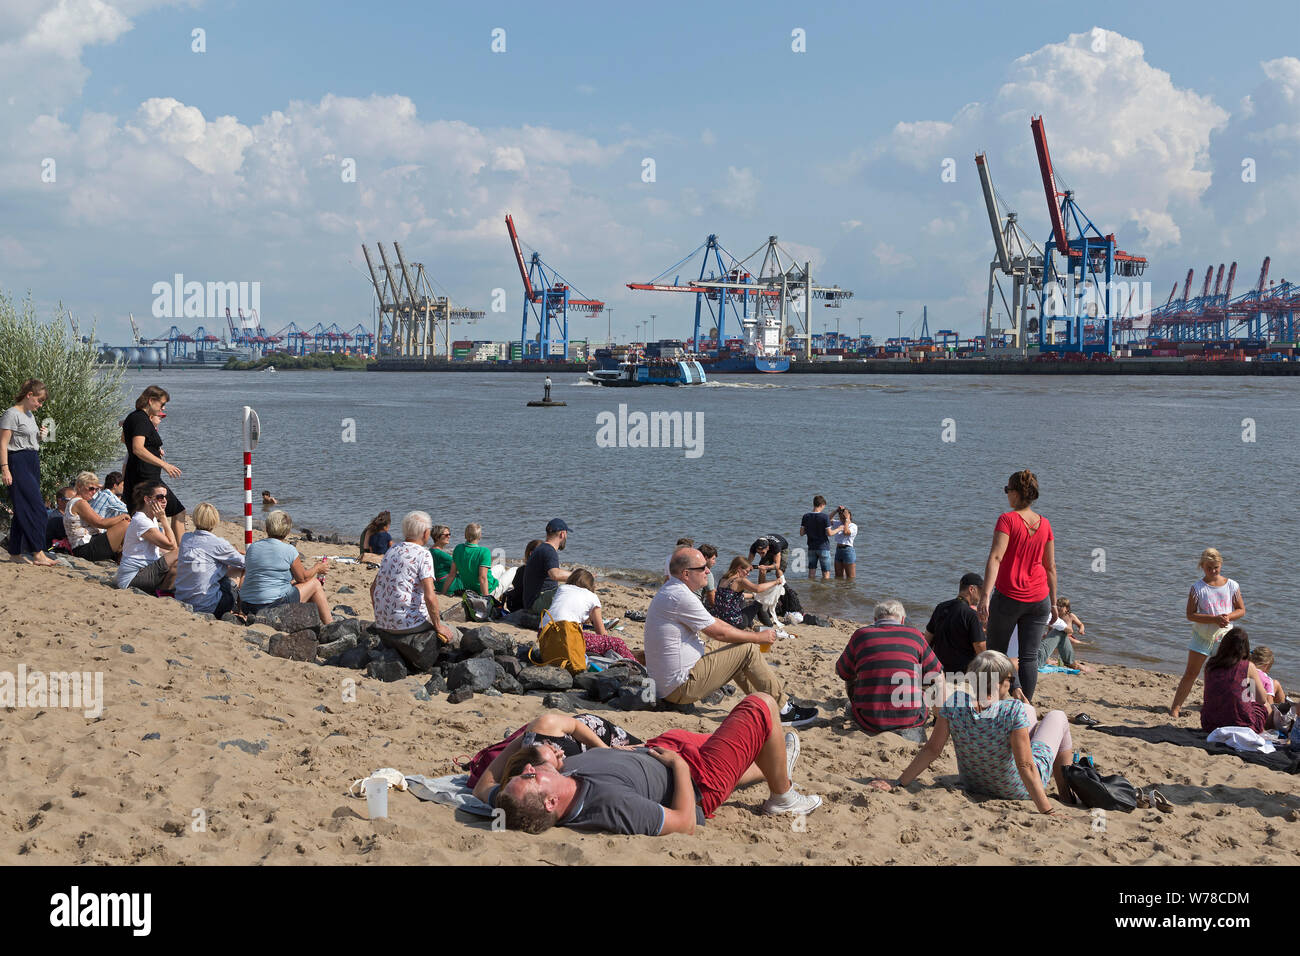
[174,502,245,618]
[241,509,333,624]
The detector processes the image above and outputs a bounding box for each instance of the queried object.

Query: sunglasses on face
[150,493,168,501]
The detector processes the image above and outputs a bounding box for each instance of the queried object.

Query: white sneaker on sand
[785,731,800,780]
[761,789,822,816]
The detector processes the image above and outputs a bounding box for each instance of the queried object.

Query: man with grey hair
[835,599,943,743]
[370,510,456,642]
[643,548,818,726]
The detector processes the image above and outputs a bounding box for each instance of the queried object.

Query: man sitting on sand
[644,548,818,727]
[838,599,943,743]
[521,519,570,610]
[495,693,821,835]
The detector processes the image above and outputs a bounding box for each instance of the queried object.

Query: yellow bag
[537,613,587,673]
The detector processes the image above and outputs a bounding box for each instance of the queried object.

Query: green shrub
[0,291,126,503]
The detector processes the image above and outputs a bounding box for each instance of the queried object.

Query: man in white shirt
[644,548,818,727]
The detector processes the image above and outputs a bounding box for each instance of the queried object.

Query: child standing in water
[1171,548,1245,718]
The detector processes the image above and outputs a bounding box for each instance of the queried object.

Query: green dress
[430,547,459,594]
[451,542,496,596]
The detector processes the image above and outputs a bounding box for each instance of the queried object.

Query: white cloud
[700,128,716,146]
[713,165,758,214]
[491,146,526,172]
[873,241,911,268]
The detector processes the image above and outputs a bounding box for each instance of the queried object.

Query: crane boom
[505,214,535,301]
[1181,269,1195,305]
[1030,116,1069,253]
[1224,262,1237,300]
[1212,264,1224,299]
[975,153,1012,273]
[1257,256,1271,294]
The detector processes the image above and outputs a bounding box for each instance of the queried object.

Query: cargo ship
[594,336,789,375]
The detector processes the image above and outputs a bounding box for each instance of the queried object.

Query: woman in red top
[978,470,1058,702]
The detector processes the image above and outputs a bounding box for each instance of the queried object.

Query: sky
[2,0,1299,346]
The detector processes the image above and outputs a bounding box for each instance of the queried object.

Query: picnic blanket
[404,773,496,817]
[1091,722,1300,773]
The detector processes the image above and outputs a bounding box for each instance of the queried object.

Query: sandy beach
[2,518,1298,866]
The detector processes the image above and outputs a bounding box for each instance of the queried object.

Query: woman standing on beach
[1,379,57,566]
[978,470,1057,703]
[123,385,186,547]
[1170,548,1245,718]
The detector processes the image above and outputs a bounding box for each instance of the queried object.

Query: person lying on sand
[493,693,820,835]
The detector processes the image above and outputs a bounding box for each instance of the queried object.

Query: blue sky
[3,0,1299,345]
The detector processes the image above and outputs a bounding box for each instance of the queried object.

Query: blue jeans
[808,547,832,573]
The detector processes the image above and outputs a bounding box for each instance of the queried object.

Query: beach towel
[1206,726,1277,754]
[404,773,495,817]
[1092,723,1300,773]
[1038,664,1081,675]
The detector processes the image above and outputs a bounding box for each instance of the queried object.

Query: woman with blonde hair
[1171,547,1245,718]
[63,471,131,561]
[713,556,783,629]
[241,509,332,623]
[868,650,1074,815]
[1,379,57,565]
[175,502,245,617]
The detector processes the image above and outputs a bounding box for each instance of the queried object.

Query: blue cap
[546,518,570,534]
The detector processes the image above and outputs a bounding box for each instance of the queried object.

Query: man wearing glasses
[644,548,818,727]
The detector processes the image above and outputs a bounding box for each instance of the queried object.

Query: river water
[119,369,1300,674]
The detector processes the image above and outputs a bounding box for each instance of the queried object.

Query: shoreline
[4,517,1298,865]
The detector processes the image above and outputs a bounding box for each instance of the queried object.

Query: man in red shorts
[496,693,822,835]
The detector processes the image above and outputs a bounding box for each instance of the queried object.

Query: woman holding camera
[827,506,857,580]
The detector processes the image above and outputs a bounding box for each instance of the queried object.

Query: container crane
[506,214,603,361]
[1031,116,1147,355]
[975,152,1043,351]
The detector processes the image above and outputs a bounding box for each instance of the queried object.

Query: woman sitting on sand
[115,482,179,592]
[450,522,499,598]
[370,510,456,642]
[428,524,460,594]
[174,503,245,618]
[241,509,332,624]
[544,568,637,660]
[868,650,1073,816]
[470,712,643,800]
[359,511,393,562]
[713,556,784,629]
[1201,627,1275,734]
[1171,548,1245,718]
[64,471,131,562]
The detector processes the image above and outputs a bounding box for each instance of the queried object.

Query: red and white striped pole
[241,406,260,546]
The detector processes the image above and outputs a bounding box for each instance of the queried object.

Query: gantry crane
[975,152,1044,351]
[506,214,603,361]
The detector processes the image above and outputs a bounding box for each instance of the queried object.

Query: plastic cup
[363,777,389,819]
[759,642,772,654]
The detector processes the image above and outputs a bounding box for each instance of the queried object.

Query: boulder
[319,619,363,644]
[440,602,467,623]
[335,646,369,669]
[518,666,573,692]
[493,673,524,695]
[543,692,577,711]
[267,629,317,662]
[424,672,447,694]
[447,658,497,693]
[316,633,359,660]
[376,628,443,673]
[448,687,474,704]
[334,605,357,618]
[494,655,522,679]
[365,657,409,682]
[461,626,515,657]
[254,602,321,635]
[572,672,600,695]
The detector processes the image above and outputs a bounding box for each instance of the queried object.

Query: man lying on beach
[494,693,821,835]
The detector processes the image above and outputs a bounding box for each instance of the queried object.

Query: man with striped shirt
[836,599,943,744]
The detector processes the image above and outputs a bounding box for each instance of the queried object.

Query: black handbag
[1062,764,1139,811]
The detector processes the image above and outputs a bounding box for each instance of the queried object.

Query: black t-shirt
[122,408,163,490]
[522,541,560,608]
[925,597,985,673]
[801,512,830,549]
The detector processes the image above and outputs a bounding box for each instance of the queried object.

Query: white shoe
[762,789,822,816]
[785,731,800,780]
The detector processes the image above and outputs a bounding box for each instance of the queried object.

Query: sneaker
[780,702,819,728]
[784,731,800,779]
[761,789,823,816]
